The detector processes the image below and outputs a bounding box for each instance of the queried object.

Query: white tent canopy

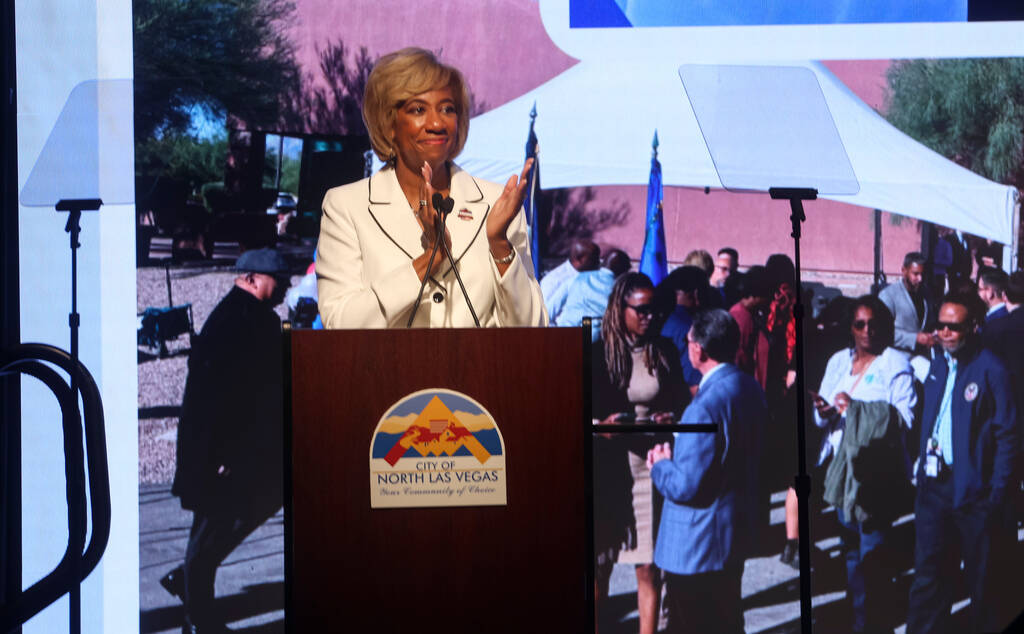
[459,59,1018,248]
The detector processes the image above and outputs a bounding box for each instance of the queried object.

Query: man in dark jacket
[161,248,289,634]
[982,270,1024,390]
[906,291,1019,634]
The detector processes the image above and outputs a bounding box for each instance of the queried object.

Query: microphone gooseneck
[434,194,480,327]
[406,198,445,328]
[406,192,481,328]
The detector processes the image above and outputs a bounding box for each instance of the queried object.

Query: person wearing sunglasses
[591,272,687,634]
[907,292,1019,634]
[812,295,917,633]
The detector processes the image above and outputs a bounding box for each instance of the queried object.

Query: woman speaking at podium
[316,47,547,328]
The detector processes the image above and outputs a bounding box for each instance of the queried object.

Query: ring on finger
[419,199,428,208]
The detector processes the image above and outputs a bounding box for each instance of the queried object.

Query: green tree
[133,0,301,140]
[137,132,228,195]
[279,155,300,194]
[885,58,1024,189]
[135,131,229,228]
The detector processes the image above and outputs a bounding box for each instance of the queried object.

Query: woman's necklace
[851,352,877,376]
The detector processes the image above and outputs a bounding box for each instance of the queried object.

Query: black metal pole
[872,209,885,294]
[65,209,82,634]
[770,187,816,634]
[165,260,174,307]
[789,197,814,634]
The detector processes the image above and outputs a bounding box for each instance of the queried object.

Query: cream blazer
[316,165,548,328]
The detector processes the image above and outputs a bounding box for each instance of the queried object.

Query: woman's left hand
[485,158,534,250]
[651,411,676,424]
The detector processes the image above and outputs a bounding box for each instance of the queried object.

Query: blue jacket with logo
[917,343,1019,509]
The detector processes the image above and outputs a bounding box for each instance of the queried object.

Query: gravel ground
[137,263,299,485]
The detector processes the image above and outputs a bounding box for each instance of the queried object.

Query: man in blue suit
[646,308,767,634]
[906,292,1019,634]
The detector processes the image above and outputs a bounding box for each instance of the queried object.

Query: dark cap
[236,248,288,275]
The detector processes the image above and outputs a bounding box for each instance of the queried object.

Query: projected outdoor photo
[130,0,1024,632]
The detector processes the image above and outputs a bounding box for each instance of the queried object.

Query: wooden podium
[287,327,589,632]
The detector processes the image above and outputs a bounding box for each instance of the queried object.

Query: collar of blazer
[366,164,491,281]
[695,362,735,397]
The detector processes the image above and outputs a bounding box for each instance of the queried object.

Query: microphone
[432,192,454,217]
[433,193,480,327]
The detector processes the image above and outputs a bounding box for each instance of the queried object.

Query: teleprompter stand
[769,187,817,632]
[680,63,861,634]
[56,197,102,634]
[14,79,132,633]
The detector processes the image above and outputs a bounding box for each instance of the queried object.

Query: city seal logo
[369,389,507,509]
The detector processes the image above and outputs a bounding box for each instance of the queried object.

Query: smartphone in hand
[808,389,829,407]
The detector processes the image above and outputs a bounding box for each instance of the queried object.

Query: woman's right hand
[812,394,838,419]
[413,162,452,281]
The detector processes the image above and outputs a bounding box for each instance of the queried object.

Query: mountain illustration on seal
[380,395,496,466]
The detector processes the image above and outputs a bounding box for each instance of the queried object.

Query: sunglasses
[852,319,878,331]
[624,302,656,316]
[936,321,970,333]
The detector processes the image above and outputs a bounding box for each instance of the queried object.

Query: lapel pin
[457,207,473,221]
[964,382,979,402]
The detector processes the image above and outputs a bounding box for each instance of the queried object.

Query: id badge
[924,454,939,478]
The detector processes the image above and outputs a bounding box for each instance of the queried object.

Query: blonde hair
[362,47,470,163]
[683,249,714,276]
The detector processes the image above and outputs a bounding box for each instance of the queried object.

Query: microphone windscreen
[432,192,445,212]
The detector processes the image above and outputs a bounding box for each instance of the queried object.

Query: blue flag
[523,103,542,275]
[639,131,667,286]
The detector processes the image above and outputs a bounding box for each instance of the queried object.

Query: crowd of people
[542,240,1022,634]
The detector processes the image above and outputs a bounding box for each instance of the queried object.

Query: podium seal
[369,389,507,509]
